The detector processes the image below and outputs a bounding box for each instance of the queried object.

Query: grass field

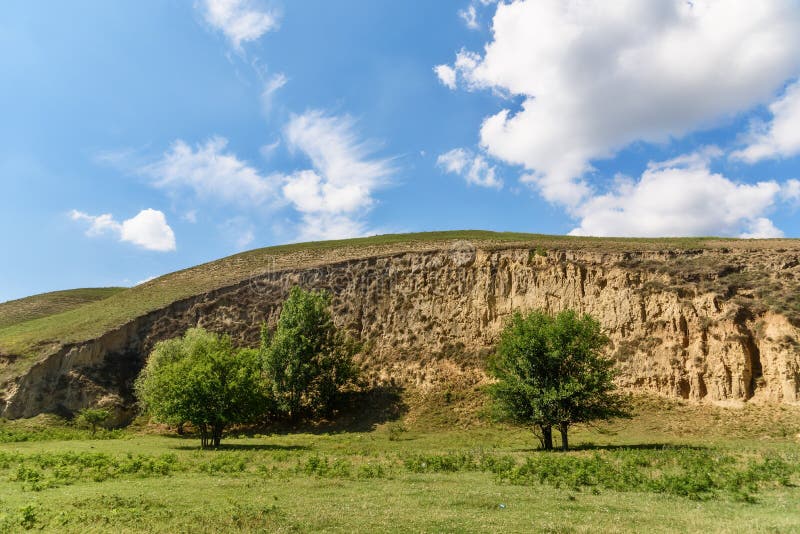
[1,395,799,533]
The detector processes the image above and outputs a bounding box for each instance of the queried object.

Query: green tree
[135,328,270,448]
[488,310,630,451]
[77,408,110,435]
[261,286,359,421]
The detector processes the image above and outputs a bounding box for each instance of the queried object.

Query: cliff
[2,234,799,423]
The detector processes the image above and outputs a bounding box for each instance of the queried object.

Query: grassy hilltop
[0,288,125,331]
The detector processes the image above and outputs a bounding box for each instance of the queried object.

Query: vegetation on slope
[0,288,124,330]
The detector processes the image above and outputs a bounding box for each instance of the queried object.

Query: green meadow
[1,395,799,533]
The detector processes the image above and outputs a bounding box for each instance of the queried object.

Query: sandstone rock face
[2,244,800,422]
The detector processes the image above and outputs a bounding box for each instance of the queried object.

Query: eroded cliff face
[3,244,800,422]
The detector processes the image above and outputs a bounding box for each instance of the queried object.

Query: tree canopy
[488,309,630,451]
[261,286,360,421]
[135,328,270,448]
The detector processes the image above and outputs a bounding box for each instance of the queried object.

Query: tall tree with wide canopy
[135,328,270,448]
[488,309,630,451]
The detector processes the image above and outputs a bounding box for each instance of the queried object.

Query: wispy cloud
[260,72,287,114]
[459,5,479,30]
[282,110,395,240]
[142,137,282,207]
[198,0,279,50]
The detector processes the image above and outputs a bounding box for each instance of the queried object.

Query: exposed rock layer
[2,244,800,422]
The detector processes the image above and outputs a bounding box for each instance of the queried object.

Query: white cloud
[120,209,177,251]
[261,72,287,113]
[569,150,784,238]
[143,137,281,207]
[282,111,393,240]
[434,64,457,90]
[740,218,784,239]
[199,0,278,49]
[294,213,370,242]
[731,80,800,162]
[70,209,176,251]
[443,0,800,207]
[69,210,121,237]
[437,148,502,188]
[459,5,479,30]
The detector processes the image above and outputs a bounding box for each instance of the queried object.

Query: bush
[77,408,111,435]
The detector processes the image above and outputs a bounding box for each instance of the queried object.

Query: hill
[2,230,800,423]
[0,288,125,330]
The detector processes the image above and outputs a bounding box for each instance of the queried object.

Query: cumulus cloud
[731,80,800,162]
[199,0,279,49]
[282,111,394,240]
[441,0,800,207]
[143,137,281,207]
[569,150,784,238]
[437,148,502,188]
[70,209,176,251]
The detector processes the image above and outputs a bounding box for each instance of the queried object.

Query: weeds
[399,447,799,501]
[387,421,407,441]
[2,451,177,490]
[0,425,125,443]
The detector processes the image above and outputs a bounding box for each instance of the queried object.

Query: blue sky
[2,0,800,302]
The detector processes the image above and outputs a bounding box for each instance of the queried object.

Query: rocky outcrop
[2,243,800,422]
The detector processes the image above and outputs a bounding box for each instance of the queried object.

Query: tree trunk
[540,424,553,451]
[212,423,224,448]
[559,422,569,451]
[200,424,209,449]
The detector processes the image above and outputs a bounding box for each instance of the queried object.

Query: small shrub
[387,422,407,441]
[77,408,111,435]
[18,505,37,530]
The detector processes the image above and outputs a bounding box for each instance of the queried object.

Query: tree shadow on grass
[153,385,407,441]
[170,442,310,451]
[268,384,409,436]
[513,443,709,453]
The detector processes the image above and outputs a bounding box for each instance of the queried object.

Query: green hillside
[0,288,126,330]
